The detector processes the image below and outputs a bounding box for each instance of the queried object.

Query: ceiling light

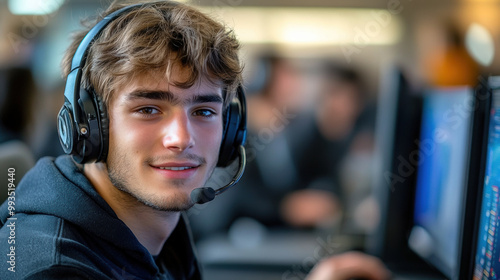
[8,0,64,15]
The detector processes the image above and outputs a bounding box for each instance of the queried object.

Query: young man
[0,1,389,279]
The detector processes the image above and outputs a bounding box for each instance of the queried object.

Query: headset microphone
[190,146,246,204]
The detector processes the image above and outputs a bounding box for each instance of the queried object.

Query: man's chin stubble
[108,172,195,212]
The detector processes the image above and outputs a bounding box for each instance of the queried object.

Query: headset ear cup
[72,88,106,163]
[57,104,77,155]
[217,86,247,167]
[95,93,109,162]
[217,101,240,167]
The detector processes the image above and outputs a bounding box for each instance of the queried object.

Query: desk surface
[196,230,363,266]
[196,230,365,280]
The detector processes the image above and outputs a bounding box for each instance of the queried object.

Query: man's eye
[194,109,216,118]
[137,107,159,115]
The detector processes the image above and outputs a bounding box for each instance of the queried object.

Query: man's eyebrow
[125,90,175,102]
[124,89,223,105]
[189,94,223,104]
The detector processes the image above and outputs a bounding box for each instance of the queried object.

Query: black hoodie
[0,156,202,280]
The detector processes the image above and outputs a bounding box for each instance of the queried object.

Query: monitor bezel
[463,76,496,280]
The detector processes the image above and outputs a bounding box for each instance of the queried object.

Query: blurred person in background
[282,62,373,230]
[234,54,323,228]
[281,62,376,232]
[321,64,379,234]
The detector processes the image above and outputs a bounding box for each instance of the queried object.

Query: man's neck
[83,162,180,256]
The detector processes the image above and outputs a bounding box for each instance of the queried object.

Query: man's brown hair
[61,0,243,108]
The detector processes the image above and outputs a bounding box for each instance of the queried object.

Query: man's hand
[306,251,391,280]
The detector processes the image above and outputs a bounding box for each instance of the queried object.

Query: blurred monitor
[472,76,500,280]
[369,65,493,280]
[408,87,474,278]
[408,79,492,280]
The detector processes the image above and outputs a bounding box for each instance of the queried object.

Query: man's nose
[162,111,195,152]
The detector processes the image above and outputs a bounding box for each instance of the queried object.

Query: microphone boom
[190,145,246,204]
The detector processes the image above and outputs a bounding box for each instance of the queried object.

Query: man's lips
[146,154,206,180]
[156,166,196,171]
[150,161,202,179]
[151,162,201,170]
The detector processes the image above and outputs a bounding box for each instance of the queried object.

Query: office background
[1,0,500,279]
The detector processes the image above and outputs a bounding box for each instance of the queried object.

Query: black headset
[57,3,247,167]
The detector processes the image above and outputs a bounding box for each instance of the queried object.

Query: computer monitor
[472,76,500,280]
[408,87,474,278]
[408,79,491,280]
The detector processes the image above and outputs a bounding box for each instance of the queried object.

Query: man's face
[316,81,361,140]
[106,68,223,211]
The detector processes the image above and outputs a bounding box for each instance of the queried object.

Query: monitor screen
[473,83,500,280]
[409,87,474,277]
